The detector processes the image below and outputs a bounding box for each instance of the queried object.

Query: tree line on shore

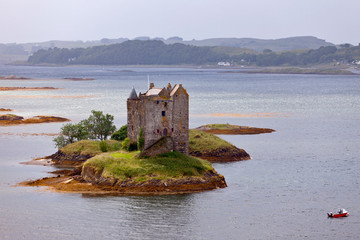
[28,40,360,66]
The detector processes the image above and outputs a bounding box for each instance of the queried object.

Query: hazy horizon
[1,0,359,45]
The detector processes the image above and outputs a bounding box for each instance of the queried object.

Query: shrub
[111,124,127,141]
[128,141,138,151]
[121,137,138,151]
[122,138,130,150]
[138,127,144,151]
[99,140,108,152]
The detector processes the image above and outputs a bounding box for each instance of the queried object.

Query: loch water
[0,65,359,240]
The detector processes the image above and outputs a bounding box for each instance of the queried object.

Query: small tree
[111,124,127,141]
[53,134,67,149]
[53,122,88,149]
[82,110,116,140]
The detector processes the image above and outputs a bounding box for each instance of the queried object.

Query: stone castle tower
[127,83,189,154]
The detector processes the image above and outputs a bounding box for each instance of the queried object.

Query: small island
[0,75,32,80]
[195,123,275,135]
[0,114,70,126]
[22,139,227,195]
[189,129,250,162]
[0,86,59,91]
[63,77,95,81]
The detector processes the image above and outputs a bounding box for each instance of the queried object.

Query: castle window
[164,102,167,107]
[157,101,159,104]
[157,129,160,133]
[162,111,165,116]
[163,128,168,136]
[171,128,174,132]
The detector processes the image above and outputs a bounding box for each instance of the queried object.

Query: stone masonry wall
[171,87,189,154]
[143,96,174,150]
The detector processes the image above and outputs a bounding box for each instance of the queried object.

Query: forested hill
[27,40,360,66]
[27,40,227,65]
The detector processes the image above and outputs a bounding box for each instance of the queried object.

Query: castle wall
[127,99,143,143]
[171,88,189,154]
[143,97,174,150]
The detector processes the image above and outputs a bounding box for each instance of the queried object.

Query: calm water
[0,65,359,240]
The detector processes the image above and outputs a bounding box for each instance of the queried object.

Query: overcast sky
[1,0,359,45]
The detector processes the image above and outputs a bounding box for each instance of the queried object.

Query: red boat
[328,209,349,218]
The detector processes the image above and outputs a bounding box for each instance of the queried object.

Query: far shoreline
[6,62,359,75]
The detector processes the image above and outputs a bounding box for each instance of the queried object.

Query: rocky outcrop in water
[47,150,93,166]
[0,115,69,126]
[190,147,250,162]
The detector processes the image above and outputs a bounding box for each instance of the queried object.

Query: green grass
[84,151,213,181]
[189,129,234,152]
[60,139,122,156]
[205,123,234,129]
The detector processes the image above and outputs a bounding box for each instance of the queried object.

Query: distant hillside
[27,40,228,65]
[167,36,334,52]
[0,36,337,64]
[27,40,360,67]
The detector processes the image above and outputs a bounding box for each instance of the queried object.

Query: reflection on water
[1,65,360,239]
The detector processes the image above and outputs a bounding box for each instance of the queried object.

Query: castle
[127,83,189,155]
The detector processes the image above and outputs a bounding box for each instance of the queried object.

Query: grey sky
[1,0,359,44]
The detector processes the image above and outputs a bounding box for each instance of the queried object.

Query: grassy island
[189,129,250,161]
[195,123,275,135]
[24,138,228,195]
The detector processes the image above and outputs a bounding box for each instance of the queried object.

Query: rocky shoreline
[21,169,227,195]
[46,150,94,166]
[190,147,250,162]
[0,75,31,80]
[21,150,227,195]
[0,86,58,91]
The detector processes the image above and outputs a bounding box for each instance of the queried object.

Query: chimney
[149,83,154,88]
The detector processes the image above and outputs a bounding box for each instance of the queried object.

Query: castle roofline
[170,84,188,96]
[129,87,138,99]
[145,87,163,96]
